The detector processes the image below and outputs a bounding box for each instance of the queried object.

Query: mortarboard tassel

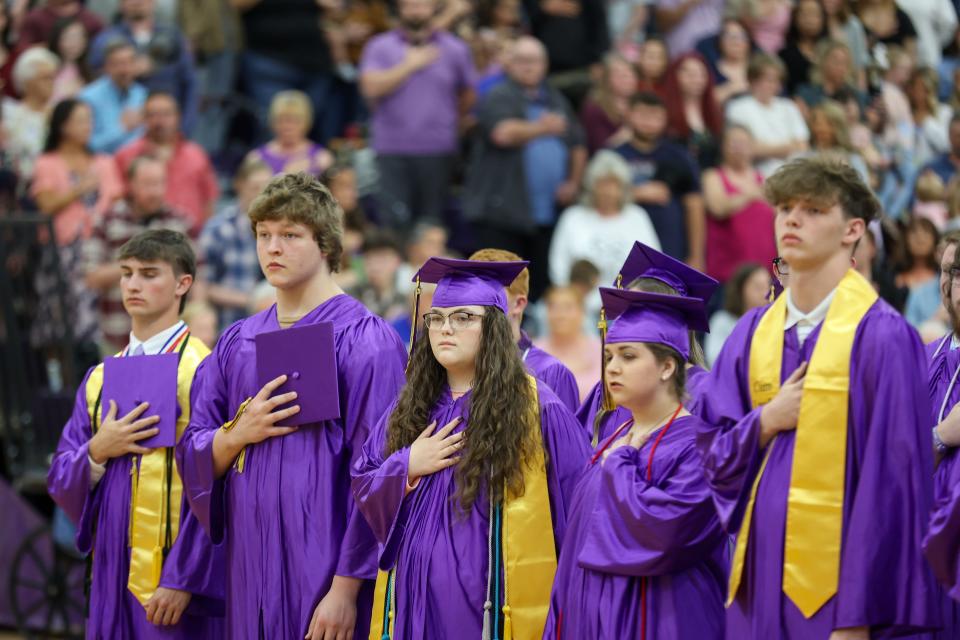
[406,277,422,371]
[500,500,511,640]
[482,493,495,640]
[593,308,613,447]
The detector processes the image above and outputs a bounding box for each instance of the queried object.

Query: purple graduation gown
[923,333,960,638]
[176,295,407,639]
[519,330,580,413]
[351,384,590,640]
[48,369,224,639]
[575,365,709,446]
[543,414,727,640]
[696,302,939,638]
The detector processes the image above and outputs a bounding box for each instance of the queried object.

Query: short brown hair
[747,52,785,83]
[117,229,195,312]
[764,156,880,222]
[469,248,529,298]
[248,172,344,273]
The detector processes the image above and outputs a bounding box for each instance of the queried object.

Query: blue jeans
[241,50,343,145]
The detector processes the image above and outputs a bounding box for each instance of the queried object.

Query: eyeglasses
[772,257,789,277]
[950,267,960,283]
[422,311,484,331]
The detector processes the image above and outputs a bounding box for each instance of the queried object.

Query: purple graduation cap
[102,353,180,448]
[414,257,530,313]
[616,242,720,303]
[255,321,340,426]
[600,287,710,361]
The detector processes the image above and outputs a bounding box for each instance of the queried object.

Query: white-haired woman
[549,149,660,291]
[245,90,334,177]
[4,46,58,178]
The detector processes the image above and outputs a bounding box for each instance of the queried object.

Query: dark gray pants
[375,153,454,233]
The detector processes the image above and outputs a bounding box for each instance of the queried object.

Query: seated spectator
[47,17,92,105]
[702,124,776,283]
[246,90,334,178]
[78,38,146,153]
[324,162,365,222]
[606,0,649,53]
[703,18,753,106]
[652,0,723,59]
[726,52,810,177]
[907,66,953,168]
[705,262,770,365]
[360,0,476,230]
[857,0,918,63]
[533,285,601,402]
[4,46,57,179]
[181,300,218,349]
[351,229,408,322]
[115,91,219,236]
[796,41,863,112]
[18,0,103,49]
[777,0,827,95]
[31,98,123,365]
[807,100,871,182]
[913,170,949,228]
[89,0,198,133]
[199,157,272,331]
[463,35,586,301]
[663,51,723,168]
[726,0,791,55]
[396,220,450,293]
[612,91,704,267]
[923,113,960,185]
[895,0,957,71]
[635,37,669,97]
[897,215,943,328]
[549,149,660,294]
[579,52,638,153]
[879,45,916,149]
[81,154,190,351]
[822,0,870,87]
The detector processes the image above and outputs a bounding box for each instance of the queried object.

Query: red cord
[557,610,563,640]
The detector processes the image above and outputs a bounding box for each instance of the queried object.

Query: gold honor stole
[370,375,557,640]
[85,337,211,606]
[728,269,876,617]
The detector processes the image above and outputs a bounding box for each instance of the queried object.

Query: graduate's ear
[174,272,194,300]
[842,216,866,251]
[659,354,677,382]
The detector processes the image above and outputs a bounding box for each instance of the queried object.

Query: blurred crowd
[4,0,960,400]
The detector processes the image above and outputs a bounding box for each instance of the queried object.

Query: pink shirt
[31,152,123,246]
[114,137,220,236]
[534,334,603,403]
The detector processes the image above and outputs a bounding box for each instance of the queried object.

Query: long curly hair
[386,308,537,512]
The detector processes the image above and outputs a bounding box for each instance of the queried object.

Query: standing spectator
[706,18,753,106]
[663,51,724,168]
[727,0,792,55]
[463,35,586,300]
[245,91,334,177]
[88,0,198,134]
[522,0,609,107]
[3,46,57,180]
[395,220,449,292]
[199,157,272,331]
[18,0,103,48]
[822,0,870,87]
[654,0,723,59]
[47,17,92,105]
[704,262,770,365]
[796,41,863,111]
[351,230,408,322]
[777,0,827,95]
[908,67,953,168]
[858,0,919,62]
[233,0,338,143]
[579,52,638,154]
[81,155,190,351]
[726,53,810,177]
[894,0,957,70]
[533,285,601,402]
[702,125,777,283]
[115,91,220,236]
[31,98,123,365]
[78,39,146,154]
[612,91,704,268]
[360,0,476,230]
[550,150,660,290]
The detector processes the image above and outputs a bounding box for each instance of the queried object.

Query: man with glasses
[697,156,937,639]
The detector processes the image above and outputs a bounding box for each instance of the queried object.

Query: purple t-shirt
[360,29,475,155]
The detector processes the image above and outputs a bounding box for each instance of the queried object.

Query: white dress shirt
[785,289,837,346]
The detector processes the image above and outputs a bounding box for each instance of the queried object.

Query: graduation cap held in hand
[102,353,179,448]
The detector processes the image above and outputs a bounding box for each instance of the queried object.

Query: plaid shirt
[199,203,263,330]
[81,199,191,351]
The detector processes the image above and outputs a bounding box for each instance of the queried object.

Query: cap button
[291,371,301,380]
